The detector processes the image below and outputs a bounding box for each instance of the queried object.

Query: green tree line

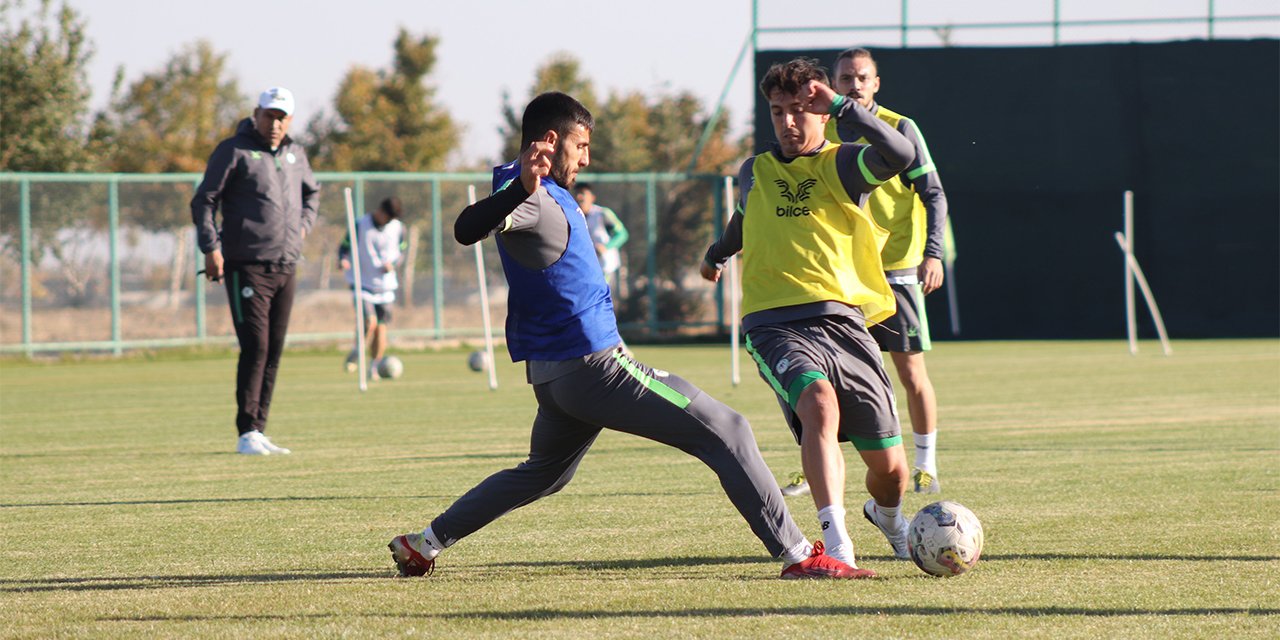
[1,0,744,324]
[1,0,746,176]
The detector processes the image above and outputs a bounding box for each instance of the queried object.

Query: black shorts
[351,288,393,326]
[870,280,931,353]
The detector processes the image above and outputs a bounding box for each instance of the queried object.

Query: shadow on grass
[96,605,1280,623]
[1,490,712,509]
[0,495,453,508]
[982,553,1280,563]
[493,555,774,570]
[0,571,388,593]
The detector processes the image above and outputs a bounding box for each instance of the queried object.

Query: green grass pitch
[2,340,1278,638]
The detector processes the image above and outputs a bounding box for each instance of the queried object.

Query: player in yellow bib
[826,47,950,495]
[701,57,917,568]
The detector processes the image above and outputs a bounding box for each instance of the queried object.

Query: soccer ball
[377,355,404,380]
[467,350,489,372]
[907,501,984,577]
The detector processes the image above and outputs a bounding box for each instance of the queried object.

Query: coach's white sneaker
[344,349,359,373]
[237,432,271,456]
[256,432,291,455]
[863,499,911,560]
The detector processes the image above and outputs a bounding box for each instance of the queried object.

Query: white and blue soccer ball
[377,355,404,380]
[908,500,984,577]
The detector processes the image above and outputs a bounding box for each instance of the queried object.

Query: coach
[191,87,319,456]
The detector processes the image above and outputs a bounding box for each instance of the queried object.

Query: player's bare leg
[859,443,911,559]
[890,351,940,493]
[795,380,859,567]
[371,324,389,362]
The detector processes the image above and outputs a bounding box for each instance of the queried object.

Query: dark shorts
[745,315,901,450]
[351,288,393,326]
[870,280,931,353]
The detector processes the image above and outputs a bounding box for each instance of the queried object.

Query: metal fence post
[646,174,658,335]
[19,179,31,356]
[431,176,444,339]
[354,177,365,223]
[1053,0,1061,45]
[1208,0,1216,38]
[901,0,909,47]
[109,177,122,355]
[193,179,206,341]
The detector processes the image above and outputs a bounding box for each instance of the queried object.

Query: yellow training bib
[741,143,895,325]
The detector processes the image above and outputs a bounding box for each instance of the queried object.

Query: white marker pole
[1123,191,1137,355]
[1114,232,1172,356]
[723,176,741,386]
[469,185,498,390]
[343,187,367,392]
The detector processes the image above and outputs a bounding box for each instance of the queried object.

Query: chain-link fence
[0,172,734,354]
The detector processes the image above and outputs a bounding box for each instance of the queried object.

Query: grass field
[2,340,1278,638]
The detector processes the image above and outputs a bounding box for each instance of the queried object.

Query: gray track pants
[430,347,806,558]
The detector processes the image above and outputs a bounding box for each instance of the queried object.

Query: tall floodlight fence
[0,172,730,355]
[750,1,1279,48]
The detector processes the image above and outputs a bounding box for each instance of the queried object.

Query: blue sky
[62,0,1279,165]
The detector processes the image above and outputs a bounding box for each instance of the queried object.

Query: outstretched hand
[699,260,722,283]
[801,79,837,115]
[520,133,556,194]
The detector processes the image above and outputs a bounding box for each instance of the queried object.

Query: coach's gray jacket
[191,118,319,265]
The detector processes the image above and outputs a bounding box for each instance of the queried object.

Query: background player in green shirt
[825,47,949,494]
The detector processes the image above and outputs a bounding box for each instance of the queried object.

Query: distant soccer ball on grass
[907,500,984,577]
[467,350,489,372]
[378,356,404,380]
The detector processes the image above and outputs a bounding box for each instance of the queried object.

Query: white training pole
[943,217,961,335]
[1114,232,1172,356]
[722,176,741,386]
[469,185,498,390]
[344,188,367,392]
[1123,191,1138,355]
[944,260,961,336]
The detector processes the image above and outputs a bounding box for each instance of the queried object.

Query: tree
[87,39,244,306]
[497,52,599,162]
[305,28,459,171]
[89,39,243,173]
[496,53,750,333]
[0,0,94,171]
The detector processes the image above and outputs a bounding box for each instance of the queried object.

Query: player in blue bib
[388,92,870,580]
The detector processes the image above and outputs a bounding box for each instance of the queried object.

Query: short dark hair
[379,196,403,220]
[835,47,877,72]
[520,92,594,149]
[573,182,594,194]
[759,57,829,100]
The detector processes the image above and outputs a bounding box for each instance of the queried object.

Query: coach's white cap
[257,87,295,115]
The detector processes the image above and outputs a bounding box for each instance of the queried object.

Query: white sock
[420,526,447,559]
[781,541,812,566]
[817,505,855,566]
[914,431,937,475]
[873,502,904,529]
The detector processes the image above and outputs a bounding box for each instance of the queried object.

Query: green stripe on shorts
[850,434,902,451]
[747,334,828,411]
[913,284,932,351]
[786,371,827,408]
[612,351,690,409]
[745,334,787,401]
